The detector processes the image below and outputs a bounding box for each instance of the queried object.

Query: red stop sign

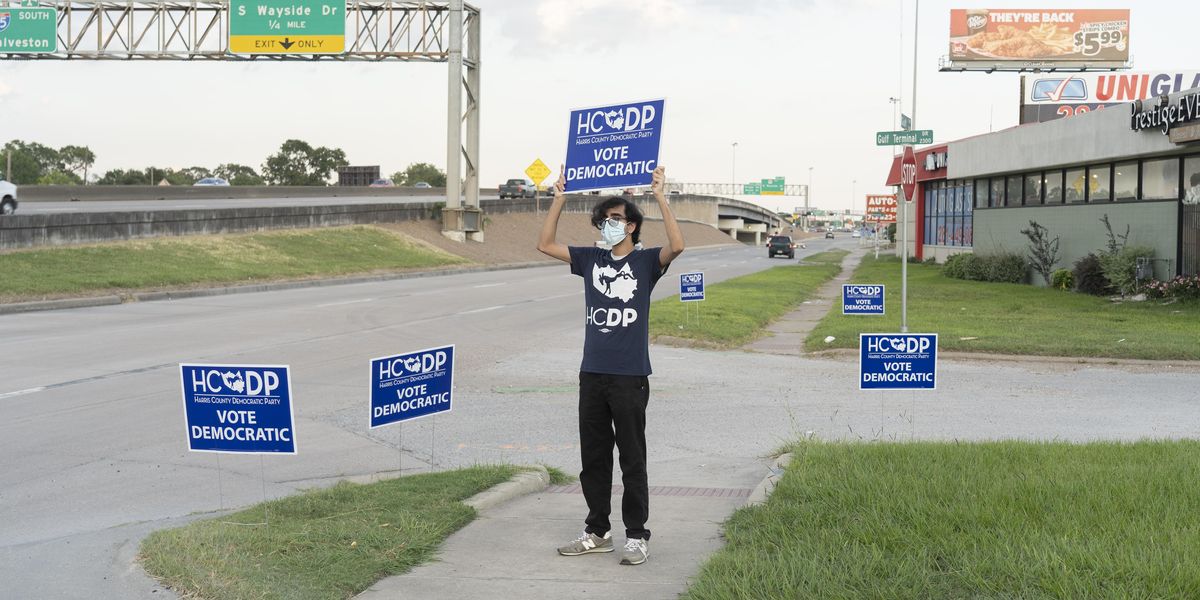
[900,145,918,203]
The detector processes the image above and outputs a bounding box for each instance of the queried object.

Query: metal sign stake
[216,453,224,511]
[259,454,270,531]
[431,415,437,468]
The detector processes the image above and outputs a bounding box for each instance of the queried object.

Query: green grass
[684,440,1200,600]
[649,250,848,347]
[807,256,1200,360]
[541,465,576,485]
[140,465,516,600]
[0,226,467,302]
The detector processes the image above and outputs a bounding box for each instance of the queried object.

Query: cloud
[0,79,11,99]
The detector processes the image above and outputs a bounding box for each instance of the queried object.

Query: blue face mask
[601,220,628,246]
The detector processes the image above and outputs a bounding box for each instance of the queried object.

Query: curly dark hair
[590,197,643,244]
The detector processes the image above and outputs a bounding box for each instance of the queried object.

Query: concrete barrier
[18,185,498,203]
[0,193,773,250]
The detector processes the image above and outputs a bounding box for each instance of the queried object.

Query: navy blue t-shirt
[569,245,668,376]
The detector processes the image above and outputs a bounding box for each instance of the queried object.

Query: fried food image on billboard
[966,23,1073,58]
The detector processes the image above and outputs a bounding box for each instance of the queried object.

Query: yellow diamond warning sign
[525,158,552,187]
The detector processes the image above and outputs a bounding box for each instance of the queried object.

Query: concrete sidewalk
[356,456,769,599]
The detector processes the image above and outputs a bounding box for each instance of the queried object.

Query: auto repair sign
[565,99,665,193]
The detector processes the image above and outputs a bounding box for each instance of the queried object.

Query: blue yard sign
[680,272,705,302]
[859,334,938,390]
[842,284,885,315]
[565,98,665,193]
[370,344,455,428]
[180,364,296,453]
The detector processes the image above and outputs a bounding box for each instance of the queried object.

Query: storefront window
[924,189,934,245]
[1023,173,1042,205]
[1114,161,1138,200]
[1006,175,1022,208]
[1142,157,1180,200]
[1065,168,1086,203]
[991,178,1005,208]
[1043,170,1064,204]
[975,179,989,209]
[1184,156,1200,205]
[1088,164,1111,202]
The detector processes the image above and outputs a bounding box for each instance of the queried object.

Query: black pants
[578,371,651,541]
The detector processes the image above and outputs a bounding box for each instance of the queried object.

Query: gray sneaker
[557,531,613,556]
[620,538,649,565]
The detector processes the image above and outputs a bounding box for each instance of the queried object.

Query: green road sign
[761,176,785,195]
[743,182,761,195]
[0,8,57,54]
[230,0,345,54]
[876,130,933,146]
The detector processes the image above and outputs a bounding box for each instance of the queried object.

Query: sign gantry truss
[1,0,481,236]
[1,1,478,62]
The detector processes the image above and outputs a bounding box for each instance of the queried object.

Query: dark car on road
[825,231,835,239]
[767,235,799,259]
[499,178,536,199]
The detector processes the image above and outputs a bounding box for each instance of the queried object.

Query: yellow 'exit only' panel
[229,35,344,55]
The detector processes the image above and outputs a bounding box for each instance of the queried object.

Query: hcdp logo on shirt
[576,104,658,136]
[378,350,449,380]
[866,336,932,354]
[587,307,638,329]
[190,369,280,396]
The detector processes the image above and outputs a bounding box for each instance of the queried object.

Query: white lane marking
[316,298,375,308]
[534,291,583,301]
[473,283,508,289]
[460,305,506,315]
[0,387,45,400]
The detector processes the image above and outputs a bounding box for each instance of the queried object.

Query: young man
[536,165,685,566]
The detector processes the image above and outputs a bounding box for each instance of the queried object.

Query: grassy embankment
[684,440,1200,600]
[0,226,467,303]
[807,255,1200,360]
[648,250,848,347]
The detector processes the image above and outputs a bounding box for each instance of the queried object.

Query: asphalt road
[3,236,1198,598]
[15,195,498,214]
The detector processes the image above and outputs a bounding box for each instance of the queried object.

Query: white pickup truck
[0,180,16,215]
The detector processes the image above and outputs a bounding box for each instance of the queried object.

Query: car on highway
[413,181,433,189]
[499,178,536,199]
[0,179,17,215]
[825,231,835,239]
[193,177,230,187]
[852,230,862,238]
[767,235,801,259]
[369,178,396,187]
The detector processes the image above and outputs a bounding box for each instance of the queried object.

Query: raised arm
[536,166,571,263]
[652,166,685,266]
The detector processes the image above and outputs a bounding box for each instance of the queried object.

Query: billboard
[1020,71,1200,124]
[865,195,897,224]
[948,9,1130,70]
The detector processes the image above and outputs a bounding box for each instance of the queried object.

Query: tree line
[0,139,446,187]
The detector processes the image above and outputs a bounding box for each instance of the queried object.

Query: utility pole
[731,142,738,195]
[807,166,813,231]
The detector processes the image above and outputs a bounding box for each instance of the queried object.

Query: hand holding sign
[651,165,665,198]
[554,164,566,198]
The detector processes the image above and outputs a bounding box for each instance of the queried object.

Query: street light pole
[902,0,919,334]
[731,142,738,195]
[807,166,813,231]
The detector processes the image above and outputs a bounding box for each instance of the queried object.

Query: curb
[464,465,550,514]
[745,453,792,507]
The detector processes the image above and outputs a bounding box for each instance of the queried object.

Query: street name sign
[370,345,455,428]
[181,364,297,453]
[877,129,933,146]
[229,0,345,55]
[525,158,551,187]
[0,7,57,54]
[564,98,664,193]
[842,285,885,315]
[859,334,937,390]
[680,272,705,302]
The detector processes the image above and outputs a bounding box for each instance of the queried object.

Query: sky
[0,0,1192,213]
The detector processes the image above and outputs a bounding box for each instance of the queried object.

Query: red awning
[885,144,949,186]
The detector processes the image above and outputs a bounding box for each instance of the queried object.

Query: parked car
[369,178,395,187]
[499,178,536,199]
[767,235,801,259]
[825,231,835,239]
[193,177,230,187]
[851,230,862,238]
[413,181,433,189]
[0,179,17,215]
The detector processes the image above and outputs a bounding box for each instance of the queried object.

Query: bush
[1073,253,1111,296]
[985,252,1027,284]
[943,253,973,280]
[941,252,1025,283]
[1051,268,1074,291]
[1144,275,1200,301]
[1099,245,1154,296]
